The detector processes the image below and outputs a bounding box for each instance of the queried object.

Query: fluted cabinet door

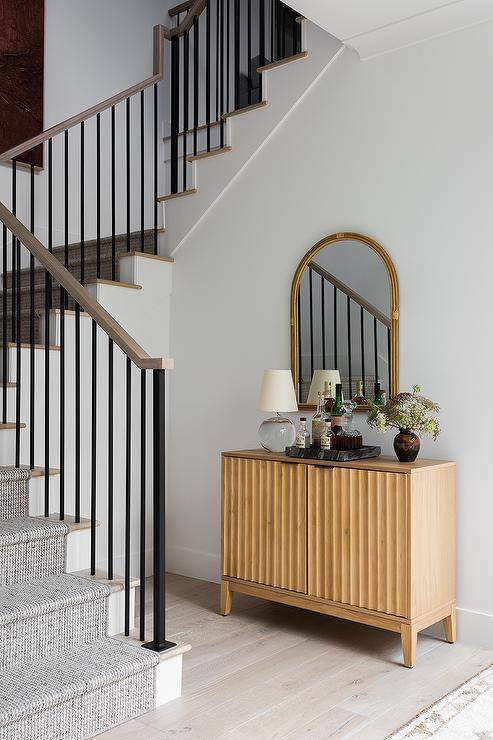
[307,466,409,617]
[222,458,307,593]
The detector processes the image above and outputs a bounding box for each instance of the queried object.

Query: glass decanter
[342,400,361,437]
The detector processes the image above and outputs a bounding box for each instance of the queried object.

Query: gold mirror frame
[290,232,399,411]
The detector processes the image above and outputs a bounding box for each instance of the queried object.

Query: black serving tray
[285,445,381,462]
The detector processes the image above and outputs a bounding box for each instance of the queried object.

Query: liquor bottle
[295,418,310,449]
[352,380,366,406]
[323,381,334,413]
[331,383,344,433]
[312,392,328,448]
[373,382,385,406]
[320,420,335,450]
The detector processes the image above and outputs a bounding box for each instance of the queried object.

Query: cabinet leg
[401,624,418,668]
[443,606,457,643]
[220,580,233,616]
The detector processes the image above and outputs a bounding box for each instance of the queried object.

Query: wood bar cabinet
[220,450,456,668]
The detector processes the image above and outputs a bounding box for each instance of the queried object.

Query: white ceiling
[286,0,493,59]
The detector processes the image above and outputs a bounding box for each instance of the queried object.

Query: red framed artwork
[0,0,44,167]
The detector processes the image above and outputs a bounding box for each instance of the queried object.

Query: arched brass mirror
[291,232,399,410]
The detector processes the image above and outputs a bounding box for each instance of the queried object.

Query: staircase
[0,0,339,736]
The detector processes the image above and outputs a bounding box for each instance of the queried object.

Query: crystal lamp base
[258,414,296,453]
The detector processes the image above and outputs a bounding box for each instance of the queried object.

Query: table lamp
[257,370,298,452]
[306,369,341,406]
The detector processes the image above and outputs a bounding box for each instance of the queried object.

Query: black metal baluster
[143,370,176,652]
[347,296,352,399]
[141,91,145,250]
[140,369,146,641]
[216,0,220,125]
[387,327,391,398]
[247,0,252,105]
[2,225,7,425]
[107,339,114,580]
[270,0,275,61]
[153,85,158,255]
[321,275,325,369]
[126,98,131,249]
[125,357,131,635]
[11,161,16,343]
[45,139,53,515]
[29,150,35,471]
[170,38,180,192]
[96,113,101,277]
[373,316,378,386]
[111,108,116,278]
[234,0,240,109]
[226,0,230,114]
[90,320,97,574]
[281,0,286,58]
[219,0,225,146]
[333,286,338,371]
[193,17,199,156]
[15,225,21,468]
[360,307,366,399]
[259,0,265,98]
[60,131,69,516]
[206,2,211,150]
[183,31,189,190]
[75,124,84,523]
[308,267,314,380]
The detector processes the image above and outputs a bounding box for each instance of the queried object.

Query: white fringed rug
[388,664,493,739]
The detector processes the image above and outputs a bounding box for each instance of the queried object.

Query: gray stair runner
[0,467,159,738]
[0,517,68,586]
[0,638,158,740]
[1,230,155,344]
[0,573,110,669]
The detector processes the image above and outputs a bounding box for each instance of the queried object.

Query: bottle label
[321,434,333,450]
[296,433,308,449]
[331,416,343,429]
[312,419,325,445]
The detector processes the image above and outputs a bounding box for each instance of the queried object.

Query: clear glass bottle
[331,383,344,433]
[352,380,366,406]
[295,417,310,449]
[320,420,335,450]
[324,381,334,413]
[312,392,328,448]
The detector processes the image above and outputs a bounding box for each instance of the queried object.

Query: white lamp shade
[257,370,298,413]
[306,369,341,405]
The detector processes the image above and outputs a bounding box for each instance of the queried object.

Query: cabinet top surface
[222,449,455,474]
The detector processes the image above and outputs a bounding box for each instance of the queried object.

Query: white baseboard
[167,545,220,584]
[425,607,493,648]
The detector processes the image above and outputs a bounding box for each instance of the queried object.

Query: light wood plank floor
[100,574,493,739]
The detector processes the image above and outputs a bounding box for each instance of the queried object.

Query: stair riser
[0,536,66,586]
[0,597,107,670]
[0,667,155,740]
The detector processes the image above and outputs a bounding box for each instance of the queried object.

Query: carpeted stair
[0,466,158,739]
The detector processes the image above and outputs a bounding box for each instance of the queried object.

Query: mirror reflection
[295,236,394,408]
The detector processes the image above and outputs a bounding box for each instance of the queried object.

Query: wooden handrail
[169,0,195,17]
[309,260,391,328]
[0,202,173,370]
[0,0,208,163]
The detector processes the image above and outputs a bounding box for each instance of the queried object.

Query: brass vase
[394,429,420,462]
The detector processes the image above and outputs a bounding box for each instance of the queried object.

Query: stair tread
[0,637,158,725]
[0,517,68,546]
[0,573,110,626]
